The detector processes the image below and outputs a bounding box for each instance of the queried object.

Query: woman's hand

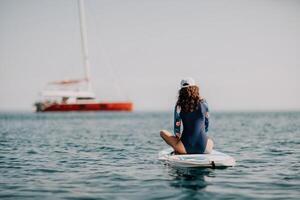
[205,112,209,118]
[176,132,181,138]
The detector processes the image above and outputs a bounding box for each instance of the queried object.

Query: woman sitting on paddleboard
[160,78,214,154]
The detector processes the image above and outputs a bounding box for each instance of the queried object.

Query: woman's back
[180,101,208,154]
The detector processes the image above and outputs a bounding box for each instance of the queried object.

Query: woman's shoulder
[199,98,209,111]
[200,98,208,104]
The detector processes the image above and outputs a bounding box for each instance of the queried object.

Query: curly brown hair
[176,86,202,112]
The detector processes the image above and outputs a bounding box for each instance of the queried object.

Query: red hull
[39,102,133,112]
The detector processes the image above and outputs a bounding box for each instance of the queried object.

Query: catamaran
[34,0,133,112]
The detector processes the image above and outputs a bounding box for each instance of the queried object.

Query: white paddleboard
[158,148,236,168]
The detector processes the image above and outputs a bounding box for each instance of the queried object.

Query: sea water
[0,111,299,199]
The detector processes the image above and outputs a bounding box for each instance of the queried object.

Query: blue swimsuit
[174,100,209,154]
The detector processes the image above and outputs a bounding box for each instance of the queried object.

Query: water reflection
[168,166,214,191]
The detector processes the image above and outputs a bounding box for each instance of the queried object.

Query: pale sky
[0,0,300,111]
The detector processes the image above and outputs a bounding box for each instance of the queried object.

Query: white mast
[78,0,93,92]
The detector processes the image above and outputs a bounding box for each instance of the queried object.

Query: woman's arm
[205,112,209,132]
[203,100,209,132]
[174,105,181,138]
